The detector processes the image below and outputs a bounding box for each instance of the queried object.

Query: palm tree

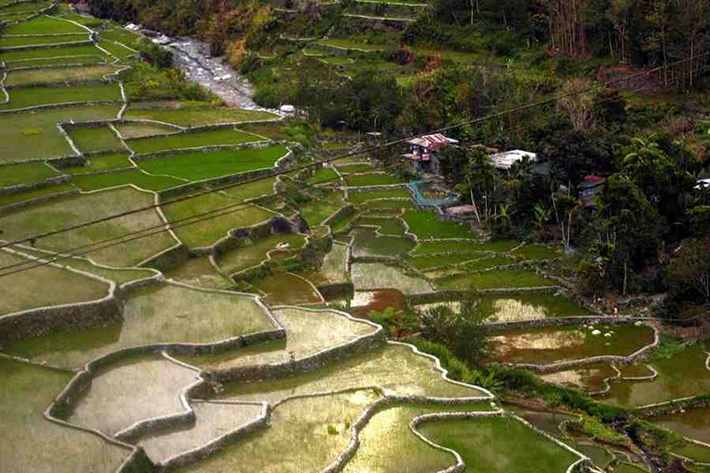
[494,203,515,233]
[533,204,552,241]
[622,136,665,167]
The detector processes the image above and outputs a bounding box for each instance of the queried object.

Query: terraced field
[0,10,700,473]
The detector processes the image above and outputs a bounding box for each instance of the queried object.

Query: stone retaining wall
[138,243,189,272]
[0,174,69,196]
[0,39,93,53]
[0,294,122,342]
[0,188,79,216]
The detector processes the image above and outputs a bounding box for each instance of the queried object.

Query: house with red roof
[402,133,458,175]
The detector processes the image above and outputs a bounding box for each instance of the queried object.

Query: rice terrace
[1,1,710,473]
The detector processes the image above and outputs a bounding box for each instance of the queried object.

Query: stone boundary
[0,173,69,196]
[0,98,124,115]
[585,363,658,397]
[0,38,93,52]
[0,187,79,216]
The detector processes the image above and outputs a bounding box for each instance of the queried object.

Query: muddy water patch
[650,406,710,445]
[351,263,431,294]
[491,324,655,365]
[252,272,322,305]
[540,362,618,392]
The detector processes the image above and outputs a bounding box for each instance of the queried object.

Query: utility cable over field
[0,54,706,278]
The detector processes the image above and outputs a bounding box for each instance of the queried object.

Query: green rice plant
[402,210,472,239]
[361,199,416,211]
[351,262,430,294]
[1,44,105,62]
[350,228,415,257]
[163,254,234,289]
[0,105,121,162]
[4,65,120,87]
[4,15,88,34]
[320,56,353,65]
[357,216,406,236]
[138,145,288,181]
[97,40,136,61]
[0,2,52,14]
[6,283,273,369]
[0,187,177,266]
[126,128,262,155]
[0,34,90,47]
[435,268,554,290]
[56,12,104,27]
[67,126,124,153]
[5,55,108,68]
[0,83,123,110]
[123,103,277,127]
[71,168,183,192]
[420,415,580,473]
[0,358,131,473]
[0,182,75,207]
[335,163,373,174]
[406,252,488,270]
[412,239,518,255]
[221,175,278,202]
[254,272,322,305]
[348,188,410,203]
[344,173,407,187]
[604,342,710,408]
[299,199,344,226]
[511,244,559,260]
[305,166,341,185]
[0,162,59,188]
[99,26,142,49]
[215,232,307,275]
[162,193,275,248]
[0,250,109,316]
[61,153,133,174]
[114,122,175,139]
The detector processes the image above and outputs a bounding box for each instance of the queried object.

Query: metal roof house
[402,134,458,175]
[488,150,537,170]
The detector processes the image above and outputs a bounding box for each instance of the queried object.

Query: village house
[402,133,458,175]
[579,176,605,208]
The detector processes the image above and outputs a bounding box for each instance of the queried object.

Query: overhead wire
[0,52,707,278]
[0,50,705,253]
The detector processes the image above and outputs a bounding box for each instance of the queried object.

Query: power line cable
[1,50,705,252]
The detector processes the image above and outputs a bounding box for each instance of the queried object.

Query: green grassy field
[406,252,490,270]
[0,1,53,13]
[403,210,472,239]
[0,83,123,110]
[127,128,262,154]
[4,65,119,87]
[306,166,341,185]
[71,168,184,192]
[99,26,142,49]
[0,358,131,473]
[351,262,431,293]
[138,145,288,181]
[344,173,407,186]
[5,55,108,68]
[221,175,278,202]
[4,15,89,34]
[0,104,121,162]
[67,126,125,153]
[61,152,133,174]
[97,40,136,61]
[0,162,60,188]
[0,182,76,207]
[357,216,406,236]
[124,103,277,126]
[0,34,90,48]
[114,122,176,138]
[300,199,344,226]
[1,44,105,62]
